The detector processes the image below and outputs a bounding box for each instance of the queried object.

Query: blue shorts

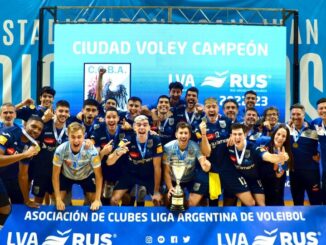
[32,175,54,198]
[60,173,96,194]
[114,173,154,195]
[0,178,10,207]
[220,170,264,197]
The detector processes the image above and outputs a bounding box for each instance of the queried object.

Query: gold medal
[292,142,299,148]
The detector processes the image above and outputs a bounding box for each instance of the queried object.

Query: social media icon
[171,236,178,243]
[145,236,153,244]
[183,236,190,243]
[158,235,165,244]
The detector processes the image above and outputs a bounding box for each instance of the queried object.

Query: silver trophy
[169,156,187,212]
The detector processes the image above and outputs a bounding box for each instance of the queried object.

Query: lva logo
[6,229,115,245]
[201,70,269,89]
[217,228,321,245]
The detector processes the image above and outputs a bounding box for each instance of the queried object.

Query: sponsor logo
[6,229,116,245]
[217,228,321,245]
[201,70,269,89]
[157,235,165,244]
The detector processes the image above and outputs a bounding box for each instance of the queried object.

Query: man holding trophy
[163,122,211,211]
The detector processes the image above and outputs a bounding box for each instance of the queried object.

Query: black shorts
[0,178,10,207]
[60,173,96,194]
[114,173,154,195]
[220,170,250,195]
[179,179,208,195]
[1,178,23,204]
[32,175,54,198]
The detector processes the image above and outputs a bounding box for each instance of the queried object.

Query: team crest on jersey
[195,113,201,120]
[315,125,325,136]
[94,124,100,130]
[169,118,174,126]
[219,120,226,128]
[188,146,195,157]
[245,150,251,158]
[147,139,153,149]
[119,133,125,140]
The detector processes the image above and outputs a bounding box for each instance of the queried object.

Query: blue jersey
[126,134,163,180]
[90,123,130,181]
[0,126,32,180]
[174,107,205,135]
[311,118,326,172]
[254,136,288,178]
[194,116,231,173]
[289,124,319,171]
[16,105,46,121]
[227,141,259,179]
[151,115,177,146]
[69,116,101,139]
[29,120,69,178]
[163,140,203,183]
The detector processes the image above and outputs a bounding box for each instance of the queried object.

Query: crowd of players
[0,81,326,227]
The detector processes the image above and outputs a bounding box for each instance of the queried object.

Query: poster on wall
[84,63,131,111]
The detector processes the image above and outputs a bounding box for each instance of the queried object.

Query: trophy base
[169,204,186,212]
[169,195,187,212]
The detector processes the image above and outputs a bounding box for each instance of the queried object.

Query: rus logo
[217,228,320,245]
[7,229,115,245]
[201,70,269,89]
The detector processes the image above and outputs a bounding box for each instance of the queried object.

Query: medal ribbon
[22,128,40,149]
[136,135,148,159]
[159,117,169,132]
[185,109,195,125]
[293,125,305,143]
[70,143,83,169]
[235,140,247,165]
[53,121,66,144]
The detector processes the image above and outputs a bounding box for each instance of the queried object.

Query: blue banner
[54,24,286,117]
[0,205,325,245]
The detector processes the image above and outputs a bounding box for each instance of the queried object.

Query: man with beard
[222,98,239,123]
[110,115,162,206]
[0,103,17,129]
[175,87,204,138]
[195,97,232,206]
[0,116,43,226]
[0,116,43,206]
[27,100,70,205]
[168,81,185,111]
[164,122,211,206]
[52,122,102,211]
[90,107,130,205]
[15,86,56,122]
[151,95,176,146]
[289,104,322,205]
[238,90,258,121]
[243,108,261,142]
[74,99,101,139]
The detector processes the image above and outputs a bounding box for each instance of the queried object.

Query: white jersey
[53,141,101,180]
